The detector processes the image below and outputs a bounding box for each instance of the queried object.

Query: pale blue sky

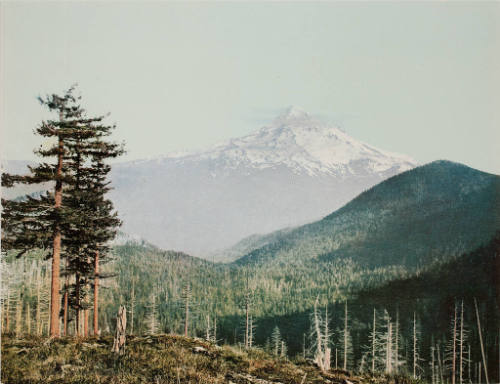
[2,2,499,174]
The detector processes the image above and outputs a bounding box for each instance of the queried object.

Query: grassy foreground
[1,334,413,384]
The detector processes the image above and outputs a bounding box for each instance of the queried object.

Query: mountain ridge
[234,160,500,268]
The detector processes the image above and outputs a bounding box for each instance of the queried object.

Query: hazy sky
[2,2,499,174]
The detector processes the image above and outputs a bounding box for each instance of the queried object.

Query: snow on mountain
[150,106,414,176]
[110,108,417,257]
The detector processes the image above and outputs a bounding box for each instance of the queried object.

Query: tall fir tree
[2,86,85,336]
[1,86,123,337]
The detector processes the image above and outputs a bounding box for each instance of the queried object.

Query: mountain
[100,160,499,343]
[208,227,294,263]
[110,107,416,256]
[235,160,500,269]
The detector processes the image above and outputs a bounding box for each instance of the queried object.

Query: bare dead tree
[26,302,31,334]
[344,301,348,371]
[248,315,255,349]
[312,297,324,371]
[452,302,457,384]
[205,314,211,341]
[437,342,445,384]
[112,305,127,355]
[387,316,393,374]
[431,344,436,384]
[372,308,376,372]
[474,298,489,384]
[323,305,331,371]
[459,300,464,384]
[212,314,217,344]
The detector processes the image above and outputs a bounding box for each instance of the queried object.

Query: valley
[3,159,499,382]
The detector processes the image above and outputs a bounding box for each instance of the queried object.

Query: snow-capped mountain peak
[176,107,417,176]
[111,107,417,256]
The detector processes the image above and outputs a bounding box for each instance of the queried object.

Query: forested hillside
[235,160,500,269]
[3,160,499,383]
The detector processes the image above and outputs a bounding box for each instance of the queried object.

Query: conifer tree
[2,87,83,337]
[2,86,124,337]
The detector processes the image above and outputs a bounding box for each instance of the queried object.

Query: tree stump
[324,347,331,371]
[112,305,127,355]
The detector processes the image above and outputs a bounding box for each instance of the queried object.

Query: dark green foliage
[236,161,500,269]
[59,93,124,315]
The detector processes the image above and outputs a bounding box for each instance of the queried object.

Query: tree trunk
[413,312,417,378]
[26,303,31,334]
[5,289,10,333]
[93,251,99,336]
[15,293,22,338]
[437,343,444,384]
[474,298,489,384]
[63,290,68,336]
[459,301,464,384]
[63,257,69,336]
[324,347,331,371]
[344,301,348,371]
[387,320,393,374]
[112,305,127,355]
[129,278,135,335]
[431,346,436,384]
[313,297,324,371]
[372,308,376,372]
[75,272,80,336]
[49,133,63,338]
[36,271,41,335]
[84,308,89,337]
[213,314,217,343]
[245,295,249,349]
[452,302,457,384]
[395,309,399,372]
[302,333,306,359]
